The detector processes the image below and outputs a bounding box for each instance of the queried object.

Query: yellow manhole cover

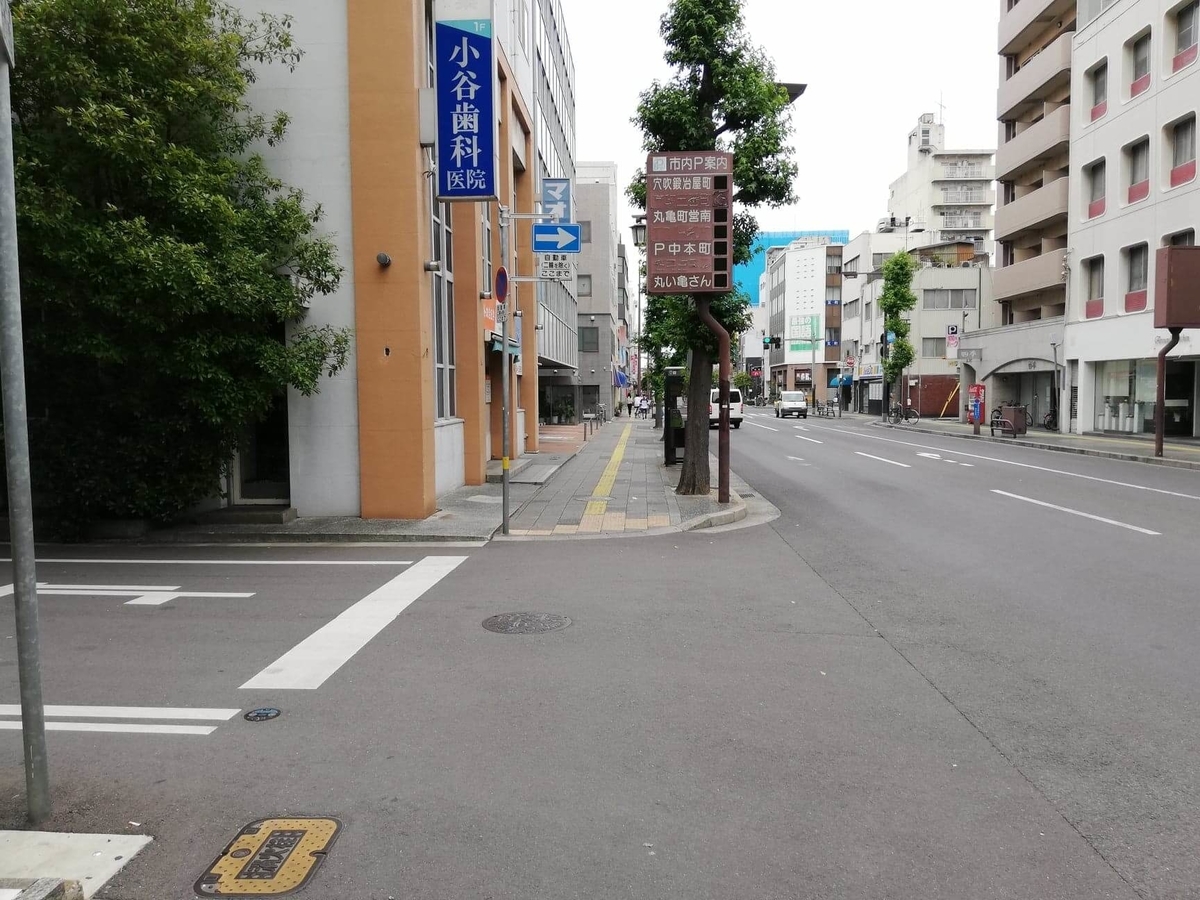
[195,817,341,897]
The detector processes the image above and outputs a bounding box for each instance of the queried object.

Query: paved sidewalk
[887,416,1200,469]
[505,417,745,537]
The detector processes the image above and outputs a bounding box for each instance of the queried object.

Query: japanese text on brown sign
[644,151,734,295]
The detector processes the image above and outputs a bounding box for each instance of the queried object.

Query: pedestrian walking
[627,396,634,418]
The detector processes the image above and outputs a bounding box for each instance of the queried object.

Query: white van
[709,388,744,429]
[775,390,808,418]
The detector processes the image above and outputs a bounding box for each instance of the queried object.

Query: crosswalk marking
[0,705,240,720]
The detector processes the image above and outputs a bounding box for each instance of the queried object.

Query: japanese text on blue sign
[435,6,497,201]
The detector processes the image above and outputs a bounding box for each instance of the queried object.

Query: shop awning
[489,338,521,358]
[828,374,853,387]
[615,371,630,387]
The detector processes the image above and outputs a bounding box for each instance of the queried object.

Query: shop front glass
[1094,359,1195,435]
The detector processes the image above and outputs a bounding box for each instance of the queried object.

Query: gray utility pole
[497,204,511,535]
[0,1,51,824]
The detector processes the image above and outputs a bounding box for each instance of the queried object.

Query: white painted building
[888,114,997,260]
[764,237,843,398]
[1065,0,1199,436]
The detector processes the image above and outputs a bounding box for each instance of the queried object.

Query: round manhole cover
[243,707,281,722]
[482,613,572,635]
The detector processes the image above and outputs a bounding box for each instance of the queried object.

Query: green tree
[732,371,753,395]
[629,0,797,494]
[10,0,349,533]
[879,251,917,390]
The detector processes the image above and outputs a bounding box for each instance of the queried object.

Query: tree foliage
[10,0,349,531]
[628,0,797,493]
[879,252,917,384]
[732,371,753,395]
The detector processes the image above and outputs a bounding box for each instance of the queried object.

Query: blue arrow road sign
[532,223,582,254]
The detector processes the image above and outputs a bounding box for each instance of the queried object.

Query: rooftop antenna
[938,93,946,125]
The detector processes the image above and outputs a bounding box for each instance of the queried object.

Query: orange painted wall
[347,0,437,518]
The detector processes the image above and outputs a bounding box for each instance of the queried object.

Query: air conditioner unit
[960,261,973,268]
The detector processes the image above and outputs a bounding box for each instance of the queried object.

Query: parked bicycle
[889,403,920,425]
[1043,409,1058,431]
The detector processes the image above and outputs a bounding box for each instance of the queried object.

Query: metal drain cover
[483,613,572,634]
[244,707,281,723]
[196,817,341,897]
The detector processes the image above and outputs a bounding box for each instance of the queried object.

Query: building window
[871,253,888,270]
[429,176,455,419]
[864,302,873,322]
[1127,139,1151,202]
[825,286,841,305]
[578,274,592,296]
[1131,34,1152,95]
[578,326,599,353]
[844,299,860,319]
[578,220,592,243]
[481,210,493,294]
[1175,0,1199,71]
[1087,160,1107,217]
[922,337,947,358]
[1085,256,1105,319]
[922,289,978,309]
[825,254,842,274]
[1090,62,1108,120]
[1125,243,1149,311]
[843,256,859,276]
[1168,228,1196,245]
[1170,116,1196,186]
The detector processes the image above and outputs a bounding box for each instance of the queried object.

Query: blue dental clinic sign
[435,0,498,201]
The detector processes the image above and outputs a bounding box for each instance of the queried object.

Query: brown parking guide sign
[644,151,734,295]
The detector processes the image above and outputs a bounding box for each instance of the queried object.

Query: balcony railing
[995,104,1071,182]
[994,176,1069,241]
[997,31,1072,120]
[993,248,1068,301]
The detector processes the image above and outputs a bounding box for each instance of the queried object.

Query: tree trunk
[676,344,712,495]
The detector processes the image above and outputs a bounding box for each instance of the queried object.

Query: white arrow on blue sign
[532,223,582,254]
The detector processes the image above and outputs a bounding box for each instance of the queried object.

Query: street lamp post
[630,215,660,427]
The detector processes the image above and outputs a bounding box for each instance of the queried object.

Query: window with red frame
[1090,63,1108,120]
[1171,116,1196,186]
[1131,34,1151,95]
[1125,244,1148,312]
[1085,257,1105,319]
[1176,1,1198,71]
[1128,139,1150,202]
[1087,160,1107,217]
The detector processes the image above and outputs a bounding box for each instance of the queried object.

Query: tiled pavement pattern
[508,418,682,536]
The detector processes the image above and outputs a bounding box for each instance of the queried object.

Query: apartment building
[574,163,623,419]
[843,235,999,416]
[222,0,564,520]
[764,238,844,401]
[957,0,1079,420]
[1065,0,1199,435]
[736,230,850,306]
[888,114,997,259]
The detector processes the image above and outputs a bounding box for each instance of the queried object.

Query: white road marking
[786,456,806,462]
[796,436,823,444]
[745,421,779,432]
[0,721,217,736]
[0,558,415,566]
[793,424,808,431]
[0,583,255,606]
[990,490,1161,536]
[0,705,239,721]
[810,426,1200,500]
[855,452,911,468]
[241,555,469,690]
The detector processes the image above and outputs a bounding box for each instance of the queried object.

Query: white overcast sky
[567,0,1002,243]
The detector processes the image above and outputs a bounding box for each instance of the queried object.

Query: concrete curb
[678,489,748,531]
[878,422,1200,471]
[17,880,84,900]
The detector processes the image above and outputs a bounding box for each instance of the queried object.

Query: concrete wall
[434,419,465,497]
[235,0,361,516]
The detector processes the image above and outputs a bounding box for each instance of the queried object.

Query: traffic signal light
[762,336,771,349]
[772,336,781,348]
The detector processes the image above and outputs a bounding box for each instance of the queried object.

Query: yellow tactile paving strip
[584,424,633,519]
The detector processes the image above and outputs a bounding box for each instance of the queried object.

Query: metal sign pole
[497,205,511,535]
[0,13,50,823]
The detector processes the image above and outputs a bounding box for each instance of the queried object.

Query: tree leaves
[879,252,917,383]
[10,0,348,531]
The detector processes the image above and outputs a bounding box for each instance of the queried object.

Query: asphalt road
[0,424,1196,898]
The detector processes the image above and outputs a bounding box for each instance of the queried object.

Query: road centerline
[796,436,823,444]
[990,490,1161,536]
[855,451,911,468]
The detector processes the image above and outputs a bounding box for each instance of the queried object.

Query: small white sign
[538,252,573,281]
